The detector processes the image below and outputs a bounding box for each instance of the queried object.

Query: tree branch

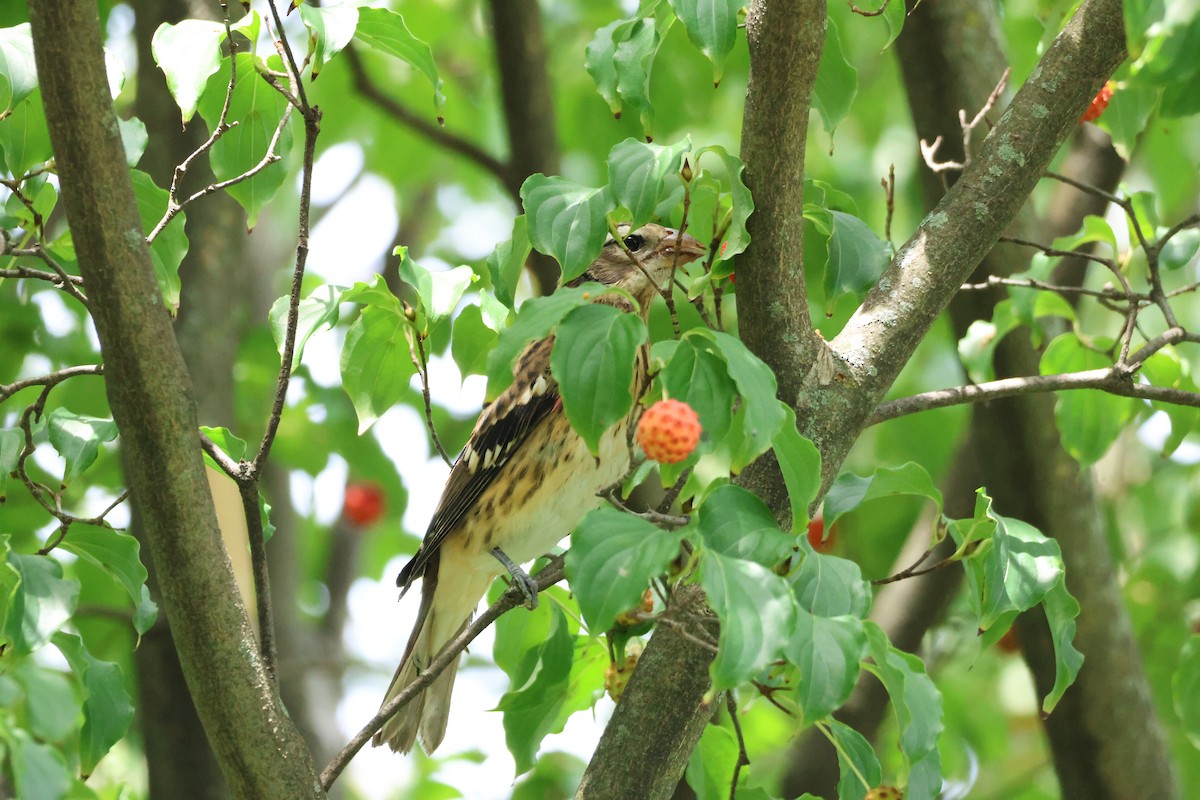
[344,46,509,184]
[870,367,1200,425]
[320,556,566,791]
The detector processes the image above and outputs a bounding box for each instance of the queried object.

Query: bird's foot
[491,547,539,609]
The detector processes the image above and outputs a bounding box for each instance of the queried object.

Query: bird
[373,222,706,754]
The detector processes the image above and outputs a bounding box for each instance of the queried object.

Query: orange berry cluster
[636,399,701,464]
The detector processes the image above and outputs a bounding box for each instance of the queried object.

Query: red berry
[637,399,701,464]
[1081,81,1114,123]
[343,482,385,526]
[806,516,838,552]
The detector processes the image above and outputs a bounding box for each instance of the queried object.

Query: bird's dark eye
[622,234,645,251]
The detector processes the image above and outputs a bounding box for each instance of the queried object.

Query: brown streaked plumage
[374,223,705,754]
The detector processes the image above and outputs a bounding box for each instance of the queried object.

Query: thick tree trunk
[29,3,323,797]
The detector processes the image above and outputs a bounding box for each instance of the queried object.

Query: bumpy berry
[865,787,903,800]
[604,647,642,702]
[637,399,701,464]
[614,588,656,627]
[1081,82,1115,123]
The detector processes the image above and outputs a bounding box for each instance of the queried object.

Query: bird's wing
[396,336,559,591]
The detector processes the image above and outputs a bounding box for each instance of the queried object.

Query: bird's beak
[659,229,706,265]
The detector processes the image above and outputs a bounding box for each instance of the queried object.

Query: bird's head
[567,223,706,314]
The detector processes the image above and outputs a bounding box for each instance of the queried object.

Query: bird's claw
[491,547,539,609]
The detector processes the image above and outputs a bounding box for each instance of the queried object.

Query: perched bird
[374,223,705,754]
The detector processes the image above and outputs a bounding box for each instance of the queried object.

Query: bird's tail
[373,614,467,754]
[373,551,490,754]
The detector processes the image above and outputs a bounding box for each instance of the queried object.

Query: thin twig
[601,487,690,528]
[921,68,1010,174]
[848,0,891,17]
[240,481,277,682]
[869,366,1200,426]
[725,692,751,800]
[411,329,454,466]
[250,105,321,475]
[1,364,102,403]
[320,556,566,791]
[881,163,895,245]
[344,46,508,184]
[146,4,241,244]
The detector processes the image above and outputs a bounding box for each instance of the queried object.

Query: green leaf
[694,484,792,566]
[197,53,294,228]
[791,550,872,618]
[565,507,683,632]
[52,632,134,776]
[826,719,882,800]
[8,729,72,800]
[11,660,78,743]
[812,17,857,138]
[660,334,736,448]
[551,304,646,454]
[59,525,158,636]
[398,253,476,332]
[824,462,944,529]
[0,23,37,114]
[957,300,1020,384]
[878,0,907,48]
[684,724,738,800]
[45,409,118,488]
[1040,579,1084,714]
[355,7,445,115]
[606,137,690,228]
[0,427,22,500]
[494,587,557,687]
[772,408,822,534]
[1140,348,1199,457]
[1040,333,1135,464]
[1051,214,1119,257]
[150,18,226,123]
[1097,82,1159,160]
[3,552,79,656]
[946,490,1083,712]
[1174,635,1200,749]
[269,283,343,372]
[585,20,623,116]
[864,622,943,782]
[696,145,753,260]
[0,90,52,178]
[709,331,786,469]
[787,610,867,722]
[496,605,574,775]
[117,116,148,167]
[520,175,615,282]
[297,3,358,80]
[340,305,416,434]
[199,426,248,463]
[1159,227,1200,271]
[451,304,499,378]
[700,551,796,690]
[131,169,188,312]
[486,215,532,309]
[667,0,743,85]
[340,273,403,311]
[824,211,890,307]
[485,284,598,399]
